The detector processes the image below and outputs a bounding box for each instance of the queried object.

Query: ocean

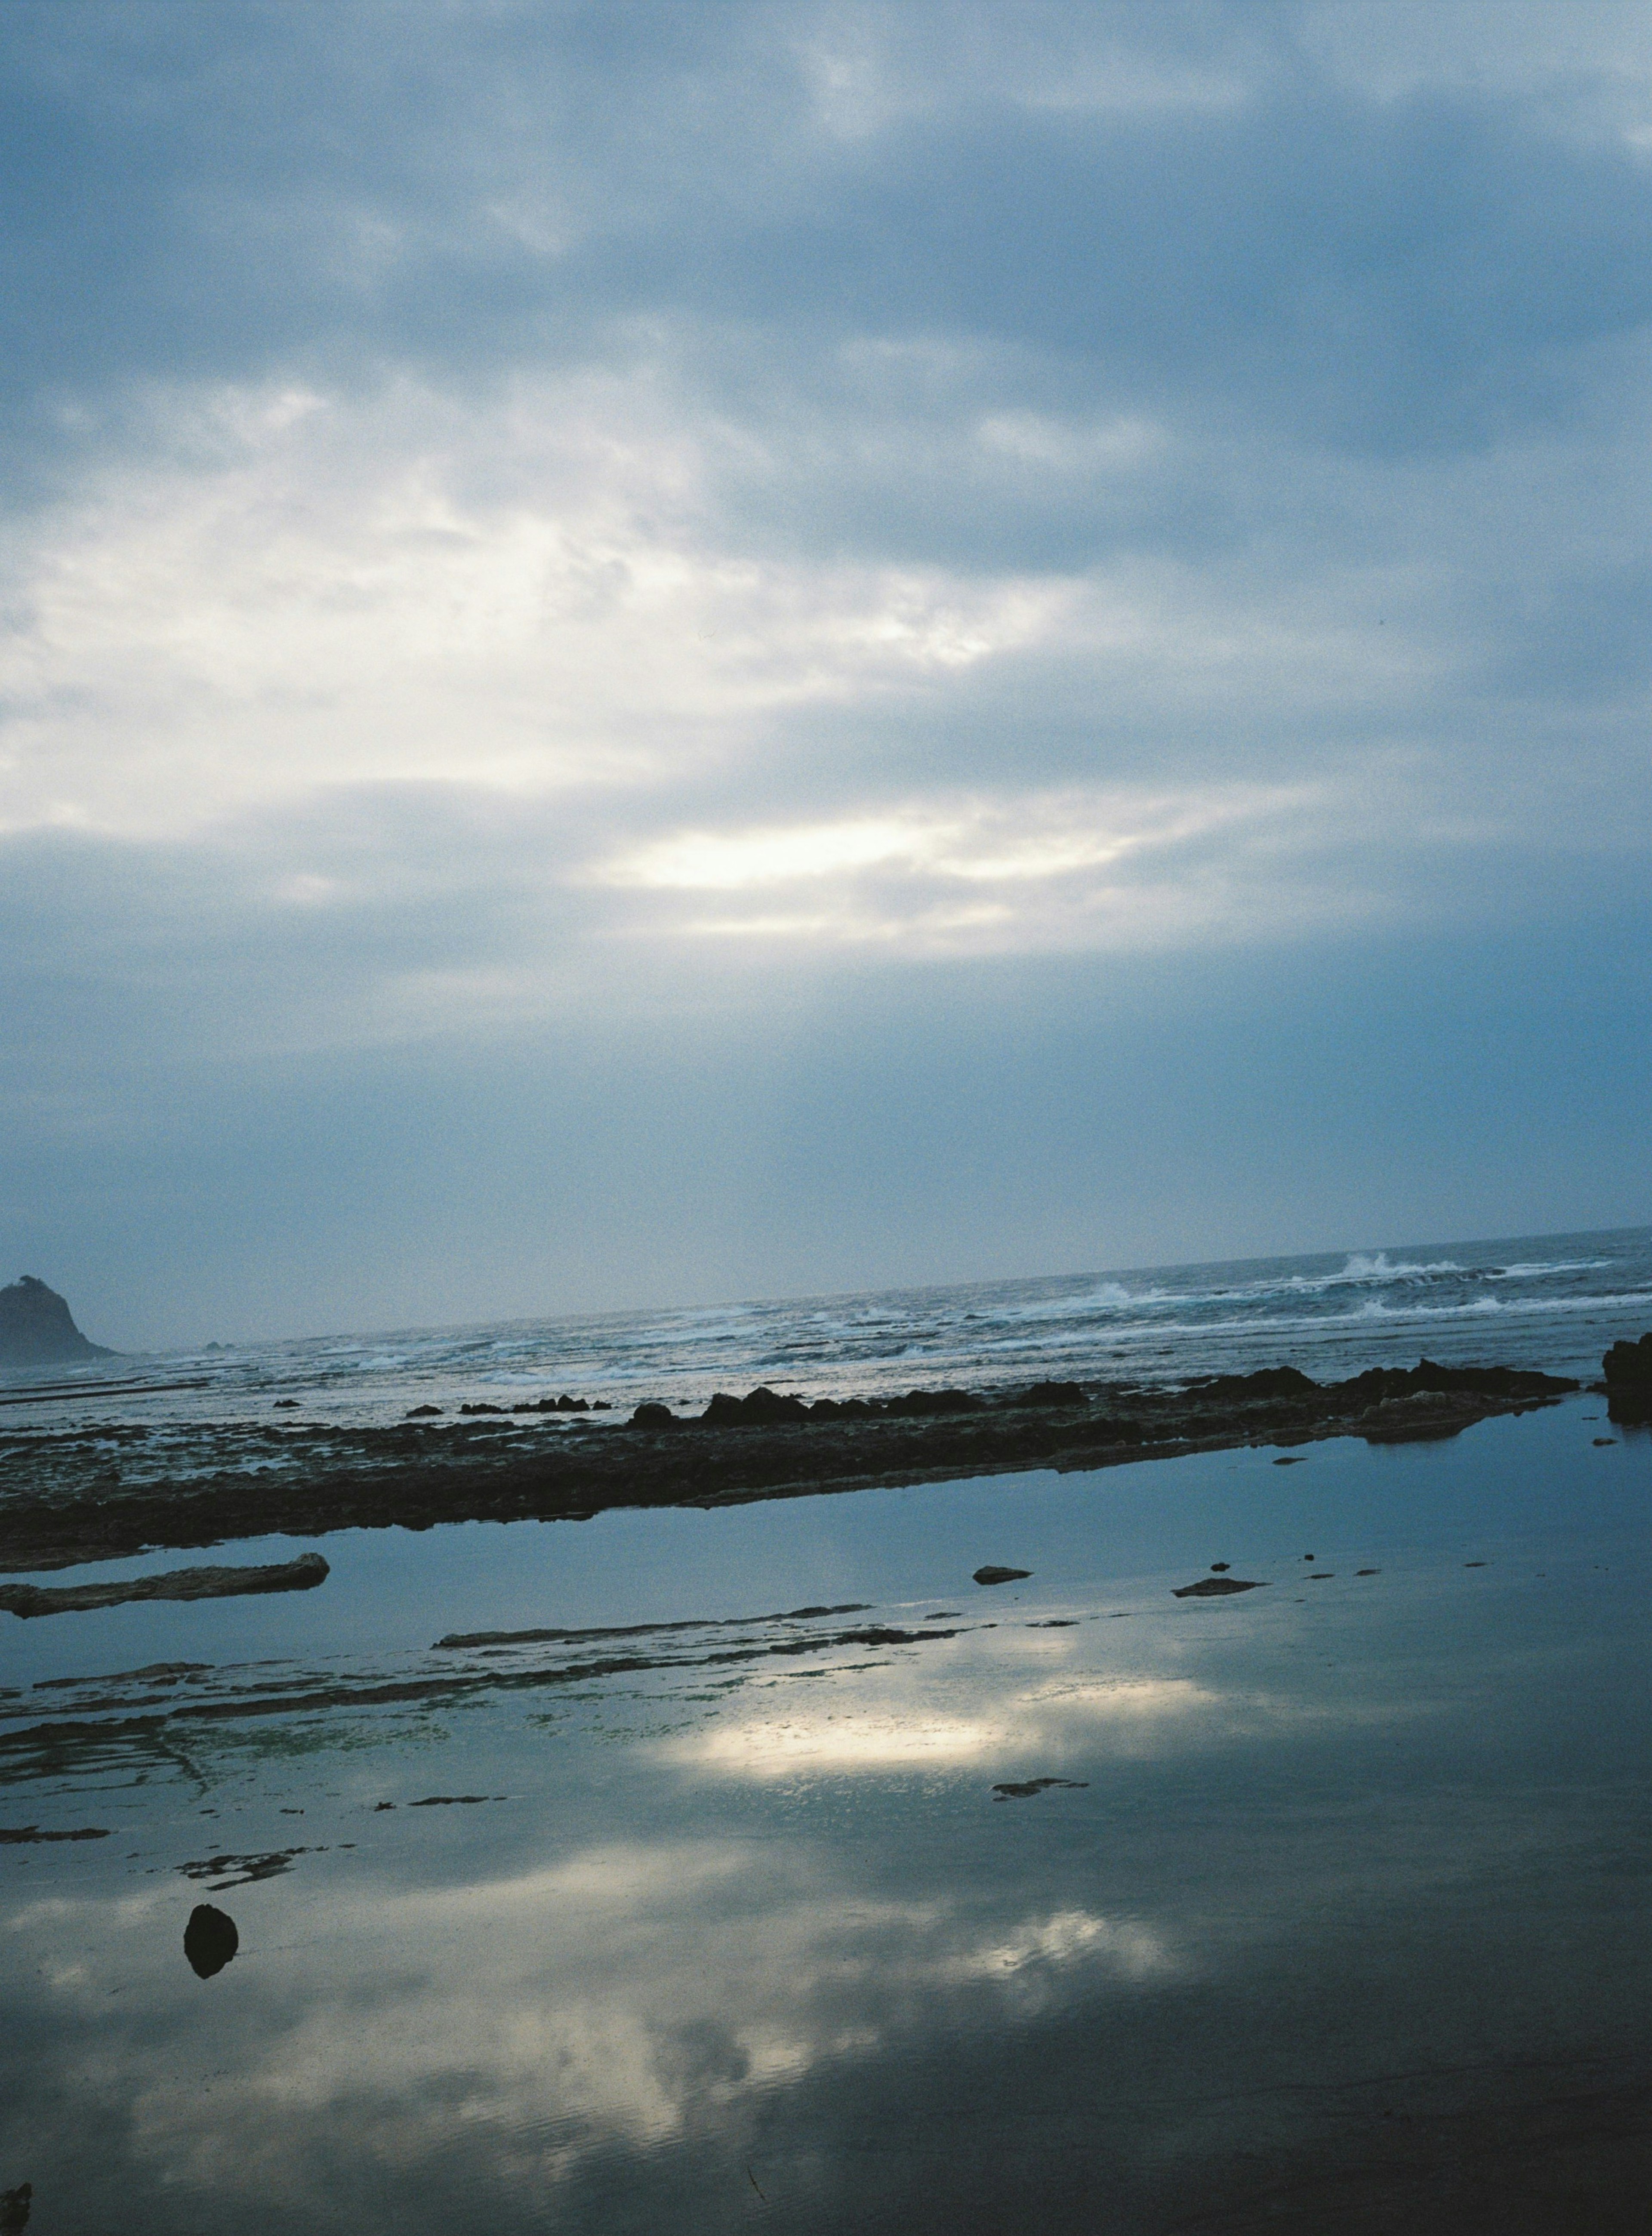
[7,1223,1650,1429]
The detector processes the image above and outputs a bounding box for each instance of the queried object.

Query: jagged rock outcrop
[0,1277,112,1368]
[1603,1332,1652,1424]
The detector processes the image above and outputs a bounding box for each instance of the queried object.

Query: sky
[1,0,1648,1349]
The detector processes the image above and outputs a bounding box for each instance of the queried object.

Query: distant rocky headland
[0,1277,113,1369]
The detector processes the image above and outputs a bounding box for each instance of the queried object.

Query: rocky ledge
[0,1356,1577,1573]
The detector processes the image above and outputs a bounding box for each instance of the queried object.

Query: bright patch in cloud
[601,786,1328,953]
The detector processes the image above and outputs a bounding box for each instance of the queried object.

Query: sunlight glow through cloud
[666,1668,1222,1778]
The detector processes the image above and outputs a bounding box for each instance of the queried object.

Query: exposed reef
[0,1277,112,1369]
[0,1360,1578,1573]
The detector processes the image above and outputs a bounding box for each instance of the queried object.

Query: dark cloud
[1,3,1646,469]
[1,3,1647,1331]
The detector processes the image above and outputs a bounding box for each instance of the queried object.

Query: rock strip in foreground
[0,1360,1578,1572]
[0,1552,328,1618]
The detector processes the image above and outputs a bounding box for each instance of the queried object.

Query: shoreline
[0,1360,1580,1574]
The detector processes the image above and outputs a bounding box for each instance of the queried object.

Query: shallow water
[2,1397,1649,2230]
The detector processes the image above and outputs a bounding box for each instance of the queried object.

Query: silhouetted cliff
[0,1276,113,1367]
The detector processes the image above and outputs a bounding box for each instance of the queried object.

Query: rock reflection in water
[182,1903,238,1979]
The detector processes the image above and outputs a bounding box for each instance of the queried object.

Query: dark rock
[992,1777,1088,1799]
[1334,1357,1575,1405]
[0,1825,110,1844]
[1594,1437,1617,1446]
[273,1399,299,1409]
[1601,1333,1651,1387]
[1603,1334,1652,1422]
[556,1394,590,1411]
[434,1601,873,1650]
[0,2182,30,2233]
[1091,1414,1144,1444]
[1357,1390,1491,1443]
[406,1404,443,1417]
[1173,1577,1268,1597]
[33,1661,209,1689]
[181,1847,312,1888]
[0,1276,113,1367]
[884,1387,984,1417]
[0,1552,328,1618]
[973,1565,1031,1586]
[1005,1380,1087,1408]
[701,1387,810,1426]
[1209,1562,1230,1572]
[183,1903,238,1979]
[1272,1455,1306,1465]
[630,1402,677,1429]
[1356,1568,1381,1575]
[1193,1366,1318,1400]
[459,1402,504,1415]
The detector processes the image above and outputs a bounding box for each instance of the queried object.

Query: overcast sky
[2,1,1648,1347]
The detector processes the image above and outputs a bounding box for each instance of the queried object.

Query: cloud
[0,2,1647,1323]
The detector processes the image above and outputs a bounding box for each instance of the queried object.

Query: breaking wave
[1332,1252,1463,1282]
[6,1228,1647,1429]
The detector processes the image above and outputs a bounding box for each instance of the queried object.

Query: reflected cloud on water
[2,1423,1648,2231]
[8,1825,1182,2216]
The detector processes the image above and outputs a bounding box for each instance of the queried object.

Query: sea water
[4,1224,1651,1432]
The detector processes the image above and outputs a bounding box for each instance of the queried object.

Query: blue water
[0,1399,1646,2233]
[0,1394,1640,1685]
